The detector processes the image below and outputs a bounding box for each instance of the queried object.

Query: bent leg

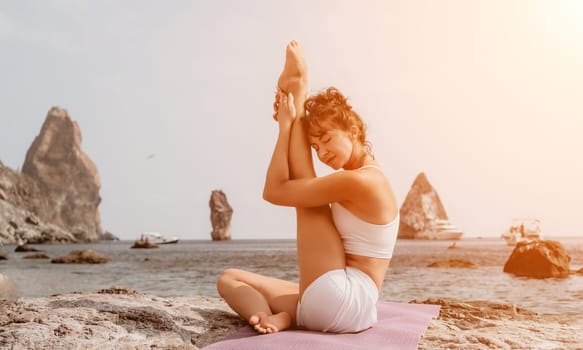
[217,268,298,332]
[277,41,346,297]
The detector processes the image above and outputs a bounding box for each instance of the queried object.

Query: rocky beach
[1,287,582,350]
[3,0,583,346]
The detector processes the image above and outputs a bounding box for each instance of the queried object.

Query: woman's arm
[264,169,371,208]
[263,92,295,203]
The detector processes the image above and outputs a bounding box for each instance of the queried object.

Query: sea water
[1,238,582,315]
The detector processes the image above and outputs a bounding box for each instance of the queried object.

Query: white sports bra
[330,165,399,259]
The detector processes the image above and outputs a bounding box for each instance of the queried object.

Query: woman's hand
[272,89,281,121]
[276,91,296,127]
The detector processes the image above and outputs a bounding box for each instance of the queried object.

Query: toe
[249,315,259,325]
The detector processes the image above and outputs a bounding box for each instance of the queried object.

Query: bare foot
[249,311,292,334]
[277,40,307,92]
[273,40,308,120]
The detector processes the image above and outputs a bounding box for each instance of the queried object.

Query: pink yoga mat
[202,301,440,350]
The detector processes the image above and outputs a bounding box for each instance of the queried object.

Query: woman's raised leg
[278,41,346,296]
[218,41,346,335]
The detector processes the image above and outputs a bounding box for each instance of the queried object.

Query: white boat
[425,219,464,240]
[501,218,541,246]
[140,232,179,244]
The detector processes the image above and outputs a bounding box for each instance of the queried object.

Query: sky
[1,1,582,240]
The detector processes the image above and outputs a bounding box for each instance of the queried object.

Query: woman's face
[309,126,354,170]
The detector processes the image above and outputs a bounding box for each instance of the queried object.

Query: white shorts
[296,267,379,333]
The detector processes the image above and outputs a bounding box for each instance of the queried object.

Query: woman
[216,41,399,334]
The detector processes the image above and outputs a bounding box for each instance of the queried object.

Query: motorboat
[425,219,464,240]
[139,232,179,244]
[501,218,541,246]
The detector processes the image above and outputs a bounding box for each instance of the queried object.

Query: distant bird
[146,154,156,159]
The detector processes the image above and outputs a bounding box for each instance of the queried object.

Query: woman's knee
[216,268,244,296]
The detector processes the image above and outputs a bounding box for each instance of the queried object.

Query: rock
[503,240,571,278]
[0,200,77,244]
[23,253,50,259]
[0,289,246,349]
[427,259,477,268]
[1,291,582,350]
[15,244,42,252]
[97,287,140,295]
[415,298,583,350]
[209,190,233,241]
[0,252,7,260]
[25,215,39,225]
[0,162,78,245]
[0,166,43,208]
[0,108,109,246]
[131,239,159,249]
[22,106,103,242]
[51,249,111,264]
[30,224,76,244]
[398,173,448,239]
[577,267,583,275]
[99,230,119,241]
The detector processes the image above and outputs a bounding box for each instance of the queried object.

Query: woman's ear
[349,125,360,141]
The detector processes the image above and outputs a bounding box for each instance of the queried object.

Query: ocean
[1,238,582,315]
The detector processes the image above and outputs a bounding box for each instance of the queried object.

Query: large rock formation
[503,240,571,279]
[21,107,102,241]
[0,107,114,244]
[209,190,233,241]
[398,173,448,239]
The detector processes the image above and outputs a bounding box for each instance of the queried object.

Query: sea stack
[22,107,103,241]
[209,190,233,241]
[398,172,456,239]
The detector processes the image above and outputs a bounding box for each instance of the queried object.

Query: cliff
[0,107,112,244]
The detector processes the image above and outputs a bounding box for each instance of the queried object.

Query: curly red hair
[304,87,370,153]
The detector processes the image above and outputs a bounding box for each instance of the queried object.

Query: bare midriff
[346,253,391,291]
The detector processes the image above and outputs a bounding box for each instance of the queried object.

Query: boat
[501,218,541,246]
[139,232,179,244]
[425,219,464,240]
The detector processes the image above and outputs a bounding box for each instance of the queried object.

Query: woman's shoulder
[352,164,387,182]
[357,164,383,172]
[321,164,387,192]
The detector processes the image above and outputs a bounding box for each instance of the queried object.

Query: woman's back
[333,165,399,289]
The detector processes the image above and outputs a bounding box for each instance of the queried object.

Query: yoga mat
[202,301,440,350]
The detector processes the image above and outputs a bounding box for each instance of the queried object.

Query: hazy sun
[538,0,583,42]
